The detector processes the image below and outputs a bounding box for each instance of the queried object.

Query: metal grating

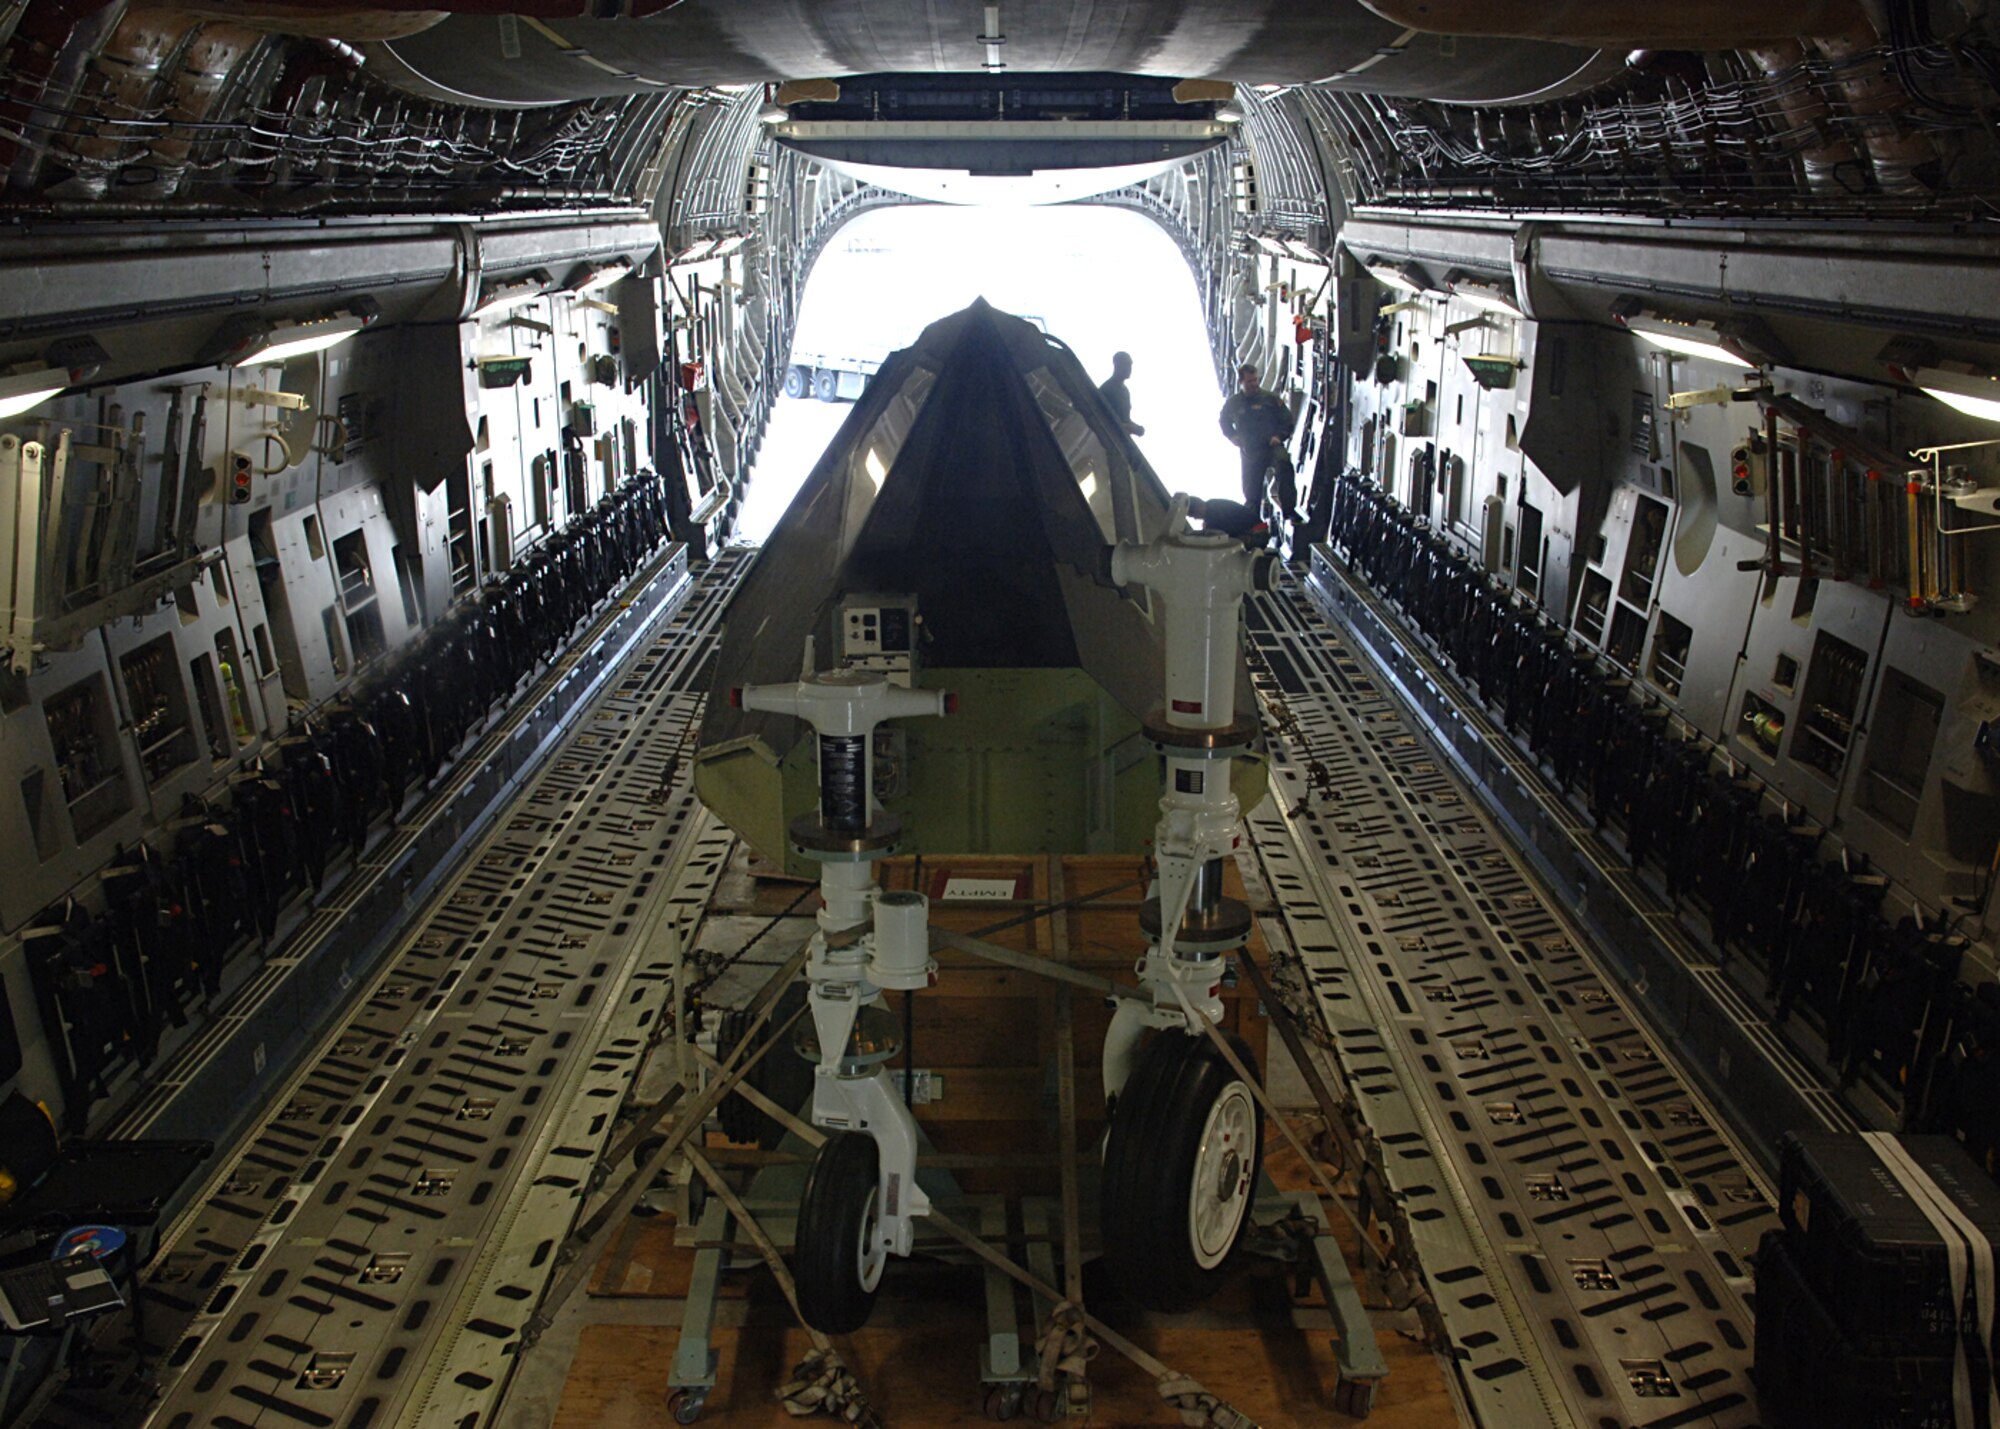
[41,549,754,1429]
[1247,580,1773,1429]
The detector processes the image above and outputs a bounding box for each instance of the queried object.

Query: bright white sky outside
[735,203,1242,541]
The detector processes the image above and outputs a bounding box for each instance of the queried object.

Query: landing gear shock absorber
[1099,496,1273,1311]
[731,666,953,1333]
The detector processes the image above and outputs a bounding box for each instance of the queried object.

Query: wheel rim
[855,1183,886,1292]
[1187,1081,1256,1269]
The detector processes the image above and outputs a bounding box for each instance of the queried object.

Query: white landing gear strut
[1099,496,1276,1311]
[731,668,952,1333]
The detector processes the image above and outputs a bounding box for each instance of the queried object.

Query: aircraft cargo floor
[30,556,1781,1429]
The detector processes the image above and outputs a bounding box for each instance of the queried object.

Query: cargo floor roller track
[35,547,756,1429]
[1245,577,1778,1429]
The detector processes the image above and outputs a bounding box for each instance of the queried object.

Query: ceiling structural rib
[369,0,1614,106]
[1352,0,1876,48]
[1303,19,2000,221]
[0,0,1995,502]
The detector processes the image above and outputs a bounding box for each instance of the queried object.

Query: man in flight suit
[1217,363,1296,521]
[1097,351,1145,436]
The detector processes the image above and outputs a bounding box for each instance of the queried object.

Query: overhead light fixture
[211,298,381,369]
[1448,272,1523,319]
[0,366,70,420]
[1363,259,1438,297]
[1914,364,2000,423]
[0,334,108,416]
[758,102,789,124]
[1214,102,1245,123]
[233,312,371,367]
[472,271,552,318]
[569,259,633,296]
[1880,339,2000,423]
[1611,297,1769,370]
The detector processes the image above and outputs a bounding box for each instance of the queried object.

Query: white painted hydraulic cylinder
[869,889,934,991]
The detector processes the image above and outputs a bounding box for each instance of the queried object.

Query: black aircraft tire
[795,1132,884,1334]
[736,982,813,1150]
[1100,1028,1263,1312]
[784,365,808,399]
[813,367,839,402]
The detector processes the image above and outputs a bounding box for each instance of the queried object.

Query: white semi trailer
[784,315,1044,403]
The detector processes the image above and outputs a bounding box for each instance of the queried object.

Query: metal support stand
[1253,1187,1388,1417]
[665,1197,728,1416]
[976,1196,1036,1419]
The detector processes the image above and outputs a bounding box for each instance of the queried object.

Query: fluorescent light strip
[1452,282,1523,319]
[1364,261,1427,295]
[0,367,69,419]
[1915,367,2000,423]
[473,280,548,318]
[234,314,370,367]
[571,260,633,296]
[1623,318,1756,370]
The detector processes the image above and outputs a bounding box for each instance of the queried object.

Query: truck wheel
[784,365,808,399]
[813,368,838,402]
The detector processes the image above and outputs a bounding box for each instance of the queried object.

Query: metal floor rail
[1247,578,1776,1429]
[35,548,755,1429]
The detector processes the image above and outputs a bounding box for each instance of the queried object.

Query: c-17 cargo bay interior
[4,4,2000,1427]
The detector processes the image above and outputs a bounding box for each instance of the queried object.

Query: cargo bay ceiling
[4,0,2000,514]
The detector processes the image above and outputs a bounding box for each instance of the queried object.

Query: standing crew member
[1217,363,1297,520]
[1097,351,1145,436]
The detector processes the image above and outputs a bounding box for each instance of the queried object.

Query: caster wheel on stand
[983,1384,1022,1421]
[813,368,839,402]
[631,1134,678,1218]
[784,365,808,399]
[794,1131,885,1333]
[666,1387,706,1424]
[1030,1386,1061,1423]
[1334,1375,1377,1418]
[1100,1029,1263,1312]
